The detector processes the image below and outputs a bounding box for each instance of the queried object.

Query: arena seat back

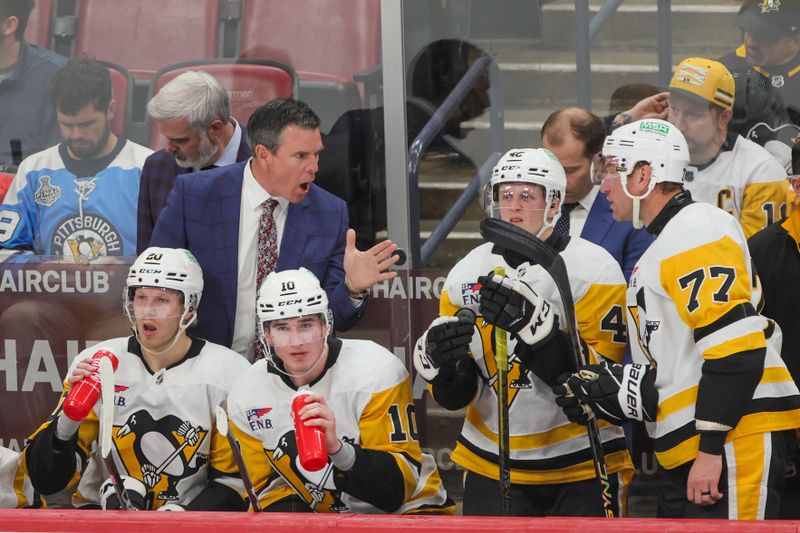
[147,59,298,150]
[74,0,220,80]
[24,0,53,48]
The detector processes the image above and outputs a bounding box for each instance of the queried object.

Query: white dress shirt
[231,159,289,361]
[191,119,242,170]
[567,185,599,238]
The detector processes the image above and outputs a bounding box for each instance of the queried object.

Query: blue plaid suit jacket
[581,191,652,282]
[150,161,365,348]
[136,141,251,254]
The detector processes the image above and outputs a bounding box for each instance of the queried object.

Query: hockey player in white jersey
[226,268,455,514]
[22,247,250,510]
[555,118,800,519]
[414,148,633,516]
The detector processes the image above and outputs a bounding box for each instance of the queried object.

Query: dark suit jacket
[150,161,364,347]
[137,141,251,254]
[581,191,653,282]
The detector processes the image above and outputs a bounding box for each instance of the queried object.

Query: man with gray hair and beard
[137,71,250,253]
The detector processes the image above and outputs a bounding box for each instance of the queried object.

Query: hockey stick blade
[99,356,136,511]
[215,405,262,512]
[480,217,558,270]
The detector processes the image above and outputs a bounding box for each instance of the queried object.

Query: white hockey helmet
[125,247,203,323]
[257,268,329,324]
[486,148,567,236]
[594,119,691,189]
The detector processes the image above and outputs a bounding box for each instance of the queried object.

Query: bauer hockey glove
[553,362,657,426]
[477,272,556,349]
[414,312,475,382]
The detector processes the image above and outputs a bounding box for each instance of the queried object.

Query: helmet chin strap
[262,337,329,380]
[632,198,643,229]
[620,173,652,230]
[130,311,195,357]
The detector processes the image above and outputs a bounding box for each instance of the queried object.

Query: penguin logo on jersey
[51,213,123,262]
[268,430,349,512]
[33,176,60,206]
[644,320,661,349]
[113,410,208,508]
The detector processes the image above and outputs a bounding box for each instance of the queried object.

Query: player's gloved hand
[552,362,656,426]
[413,314,475,382]
[477,272,555,349]
[100,475,147,510]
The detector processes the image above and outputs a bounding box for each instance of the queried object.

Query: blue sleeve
[150,175,187,249]
[621,228,653,282]
[0,174,39,254]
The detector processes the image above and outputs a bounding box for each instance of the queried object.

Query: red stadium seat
[99,61,134,137]
[147,59,298,150]
[0,171,13,204]
[24,0,52,48]
[239,0,380,130]
[73,0,220,80]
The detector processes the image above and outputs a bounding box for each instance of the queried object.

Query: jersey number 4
[678,266,735,313]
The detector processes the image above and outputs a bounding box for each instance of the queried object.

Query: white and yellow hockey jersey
[24,336,250,509]
[685,135,787,238]
[226,338,454,514]
[628,201,800,469]
[437,237,634,485]
[0,447,32,508]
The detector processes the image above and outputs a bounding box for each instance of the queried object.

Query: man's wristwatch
[345,277,369,300]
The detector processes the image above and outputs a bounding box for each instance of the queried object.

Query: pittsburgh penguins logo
[113,410,208,508]
[50,213,123,262]
[267,430,349,512]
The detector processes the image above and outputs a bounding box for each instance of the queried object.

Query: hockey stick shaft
[214,405,262,512]
[480,218,615,518]
[493,266,512,516]
[99,356,136,511]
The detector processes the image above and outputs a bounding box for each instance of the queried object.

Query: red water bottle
[62,349,119,422]
[291,390,328,471]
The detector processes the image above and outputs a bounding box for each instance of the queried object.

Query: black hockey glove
[414,313,475,383]
[477,272,555,349]
[552,362,657,426]
[99,475,148,510]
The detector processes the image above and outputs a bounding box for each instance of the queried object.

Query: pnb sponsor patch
[246,407,273,430]
[50,213,123,261]
[461,282,482,306]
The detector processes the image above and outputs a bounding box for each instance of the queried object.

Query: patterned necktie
[257,199,279,287]
[254,199,279,360]
[554,202,578,236]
